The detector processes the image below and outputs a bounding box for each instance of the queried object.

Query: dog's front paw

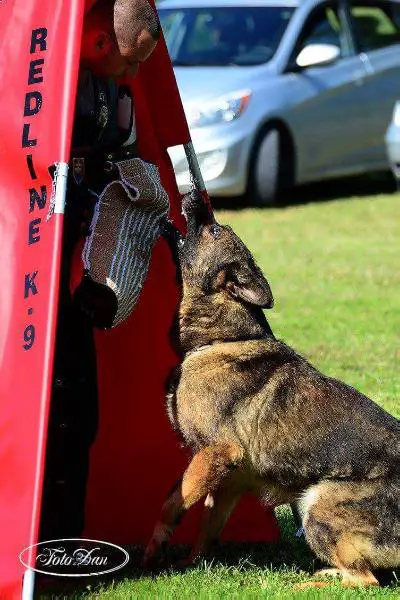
[142,540,167,569]
[142,523,173,568]
[173,555,195,570]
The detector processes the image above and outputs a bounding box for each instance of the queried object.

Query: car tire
[249,128,283,207]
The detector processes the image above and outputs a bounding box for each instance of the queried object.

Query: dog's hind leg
[143,443,243,566]
[297,480,386,589]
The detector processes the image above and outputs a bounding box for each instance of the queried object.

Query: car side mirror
[295,43,341,69]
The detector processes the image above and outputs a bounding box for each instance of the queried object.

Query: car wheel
[249,128,283,207]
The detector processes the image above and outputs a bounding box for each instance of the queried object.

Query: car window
[160,11,183,40]
[294,2,350,59]
[349,1,400,51]
[187,14,213,53]
[159,7,295,66]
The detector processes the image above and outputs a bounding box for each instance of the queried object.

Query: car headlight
[186,90,252,128]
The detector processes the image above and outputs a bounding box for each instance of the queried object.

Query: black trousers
[39,181,98,541]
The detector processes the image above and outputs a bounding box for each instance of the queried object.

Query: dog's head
[178,191,274,309]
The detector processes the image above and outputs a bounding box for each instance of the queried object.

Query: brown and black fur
[145,193,400,588]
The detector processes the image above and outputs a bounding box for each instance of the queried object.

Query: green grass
[38,191,400,599]
[221,192,400,418]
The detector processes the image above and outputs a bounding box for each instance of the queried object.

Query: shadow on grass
[34,509,308,598]
[200,506,314,573]
[34,506,399,598]
[214,173,398,212]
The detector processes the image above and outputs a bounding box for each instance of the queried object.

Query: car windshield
[159,6,295,66]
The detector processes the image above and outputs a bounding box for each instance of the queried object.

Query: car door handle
[360,52,374,75]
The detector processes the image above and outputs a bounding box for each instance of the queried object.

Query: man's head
[81,0,161,79]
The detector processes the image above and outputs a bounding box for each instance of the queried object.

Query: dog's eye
[210,225,221,239]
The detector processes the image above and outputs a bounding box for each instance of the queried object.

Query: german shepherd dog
[144,192,399,588]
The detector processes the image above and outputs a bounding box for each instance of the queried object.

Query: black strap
[93,77,110,146]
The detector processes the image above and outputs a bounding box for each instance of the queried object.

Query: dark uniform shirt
[72,69,135,151]
[40,68,137,541]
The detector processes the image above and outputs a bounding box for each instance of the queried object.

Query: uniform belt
[70,143,138,184]
[70,142,138,162]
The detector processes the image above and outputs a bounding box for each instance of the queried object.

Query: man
[40,0,162,540]
[81,0,159,79]
[74,0,160,152]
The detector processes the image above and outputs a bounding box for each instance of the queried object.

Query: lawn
[38,189,400,599]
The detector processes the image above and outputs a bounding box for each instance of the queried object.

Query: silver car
[159,0,400,204]
[385,101,400,181]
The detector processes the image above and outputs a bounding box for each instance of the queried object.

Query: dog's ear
[226,267,274,308]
